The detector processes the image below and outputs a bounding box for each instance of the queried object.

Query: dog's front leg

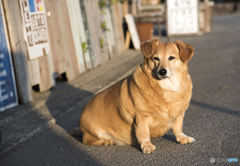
[135,116,155,154]
[172,112,195,144]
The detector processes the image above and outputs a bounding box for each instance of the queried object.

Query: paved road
[1,14,240,165]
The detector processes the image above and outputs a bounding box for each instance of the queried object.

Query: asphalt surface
[0,14,240,165]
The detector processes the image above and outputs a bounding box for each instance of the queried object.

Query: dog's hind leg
[82,131,114,146]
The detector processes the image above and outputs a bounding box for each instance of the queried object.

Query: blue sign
[0,2,18,111]
[28,0,36,12]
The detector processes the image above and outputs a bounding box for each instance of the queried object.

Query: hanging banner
[167,0,199,36]
[0,1,18,112]
[19,0,50,59]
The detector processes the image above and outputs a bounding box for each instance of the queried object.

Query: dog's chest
[158,76,180,92]
[149,88,190,134]
[149,112,175,138]
[149,103,186,138]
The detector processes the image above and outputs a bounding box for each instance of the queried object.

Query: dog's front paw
[176,133,195,144]
[141,141,156,154]
[179,136,195,144]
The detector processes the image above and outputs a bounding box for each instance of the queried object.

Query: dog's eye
[169,56,175,61]
[153,57,160,61]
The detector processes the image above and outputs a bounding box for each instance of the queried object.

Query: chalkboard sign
[0,2,18,112]
[167,0,199,36]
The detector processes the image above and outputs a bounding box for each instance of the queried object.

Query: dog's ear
[175,40,194,62]
[141,39,159,57]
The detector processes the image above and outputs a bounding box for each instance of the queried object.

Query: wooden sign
[167,0,199,36]
[0,1,18,111]
[19,0,50,59]
[125,14,140,50]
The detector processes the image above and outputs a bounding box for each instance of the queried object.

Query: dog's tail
[70,127,83,137]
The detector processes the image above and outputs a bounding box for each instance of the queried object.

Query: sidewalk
[0,49,142,157]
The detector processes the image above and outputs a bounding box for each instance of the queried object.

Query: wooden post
[66,0,87,73]
[131,1,137,16]
[122,1,128,16]
[83,0,103,67]
[124,31,131,49]
[204,0,210,33]
[2,0,33,104]
[44,0,66,77]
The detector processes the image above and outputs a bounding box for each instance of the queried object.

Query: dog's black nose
[159,68,167,76]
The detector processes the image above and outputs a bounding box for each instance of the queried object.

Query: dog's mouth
[155,74,169,80]
[159,76,168,79]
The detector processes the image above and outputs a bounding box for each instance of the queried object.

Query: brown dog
[72,39,195,153]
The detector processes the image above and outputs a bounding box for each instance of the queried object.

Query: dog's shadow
[73,134,178,153]
[132,134,178,152]
[161,134,178,143]
[74,136,83,143]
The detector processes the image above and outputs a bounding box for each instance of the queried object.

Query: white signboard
[19,0,50,59]
[167,0,199,36]
[125,14,140,50]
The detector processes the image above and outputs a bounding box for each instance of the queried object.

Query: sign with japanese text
[167,0,199,36]
[19,0,50,59]
[0,2,18,111]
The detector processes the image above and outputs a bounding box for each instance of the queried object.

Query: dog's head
[141,39,194,80]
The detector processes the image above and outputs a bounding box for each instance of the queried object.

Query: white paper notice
[167,0,199,36]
